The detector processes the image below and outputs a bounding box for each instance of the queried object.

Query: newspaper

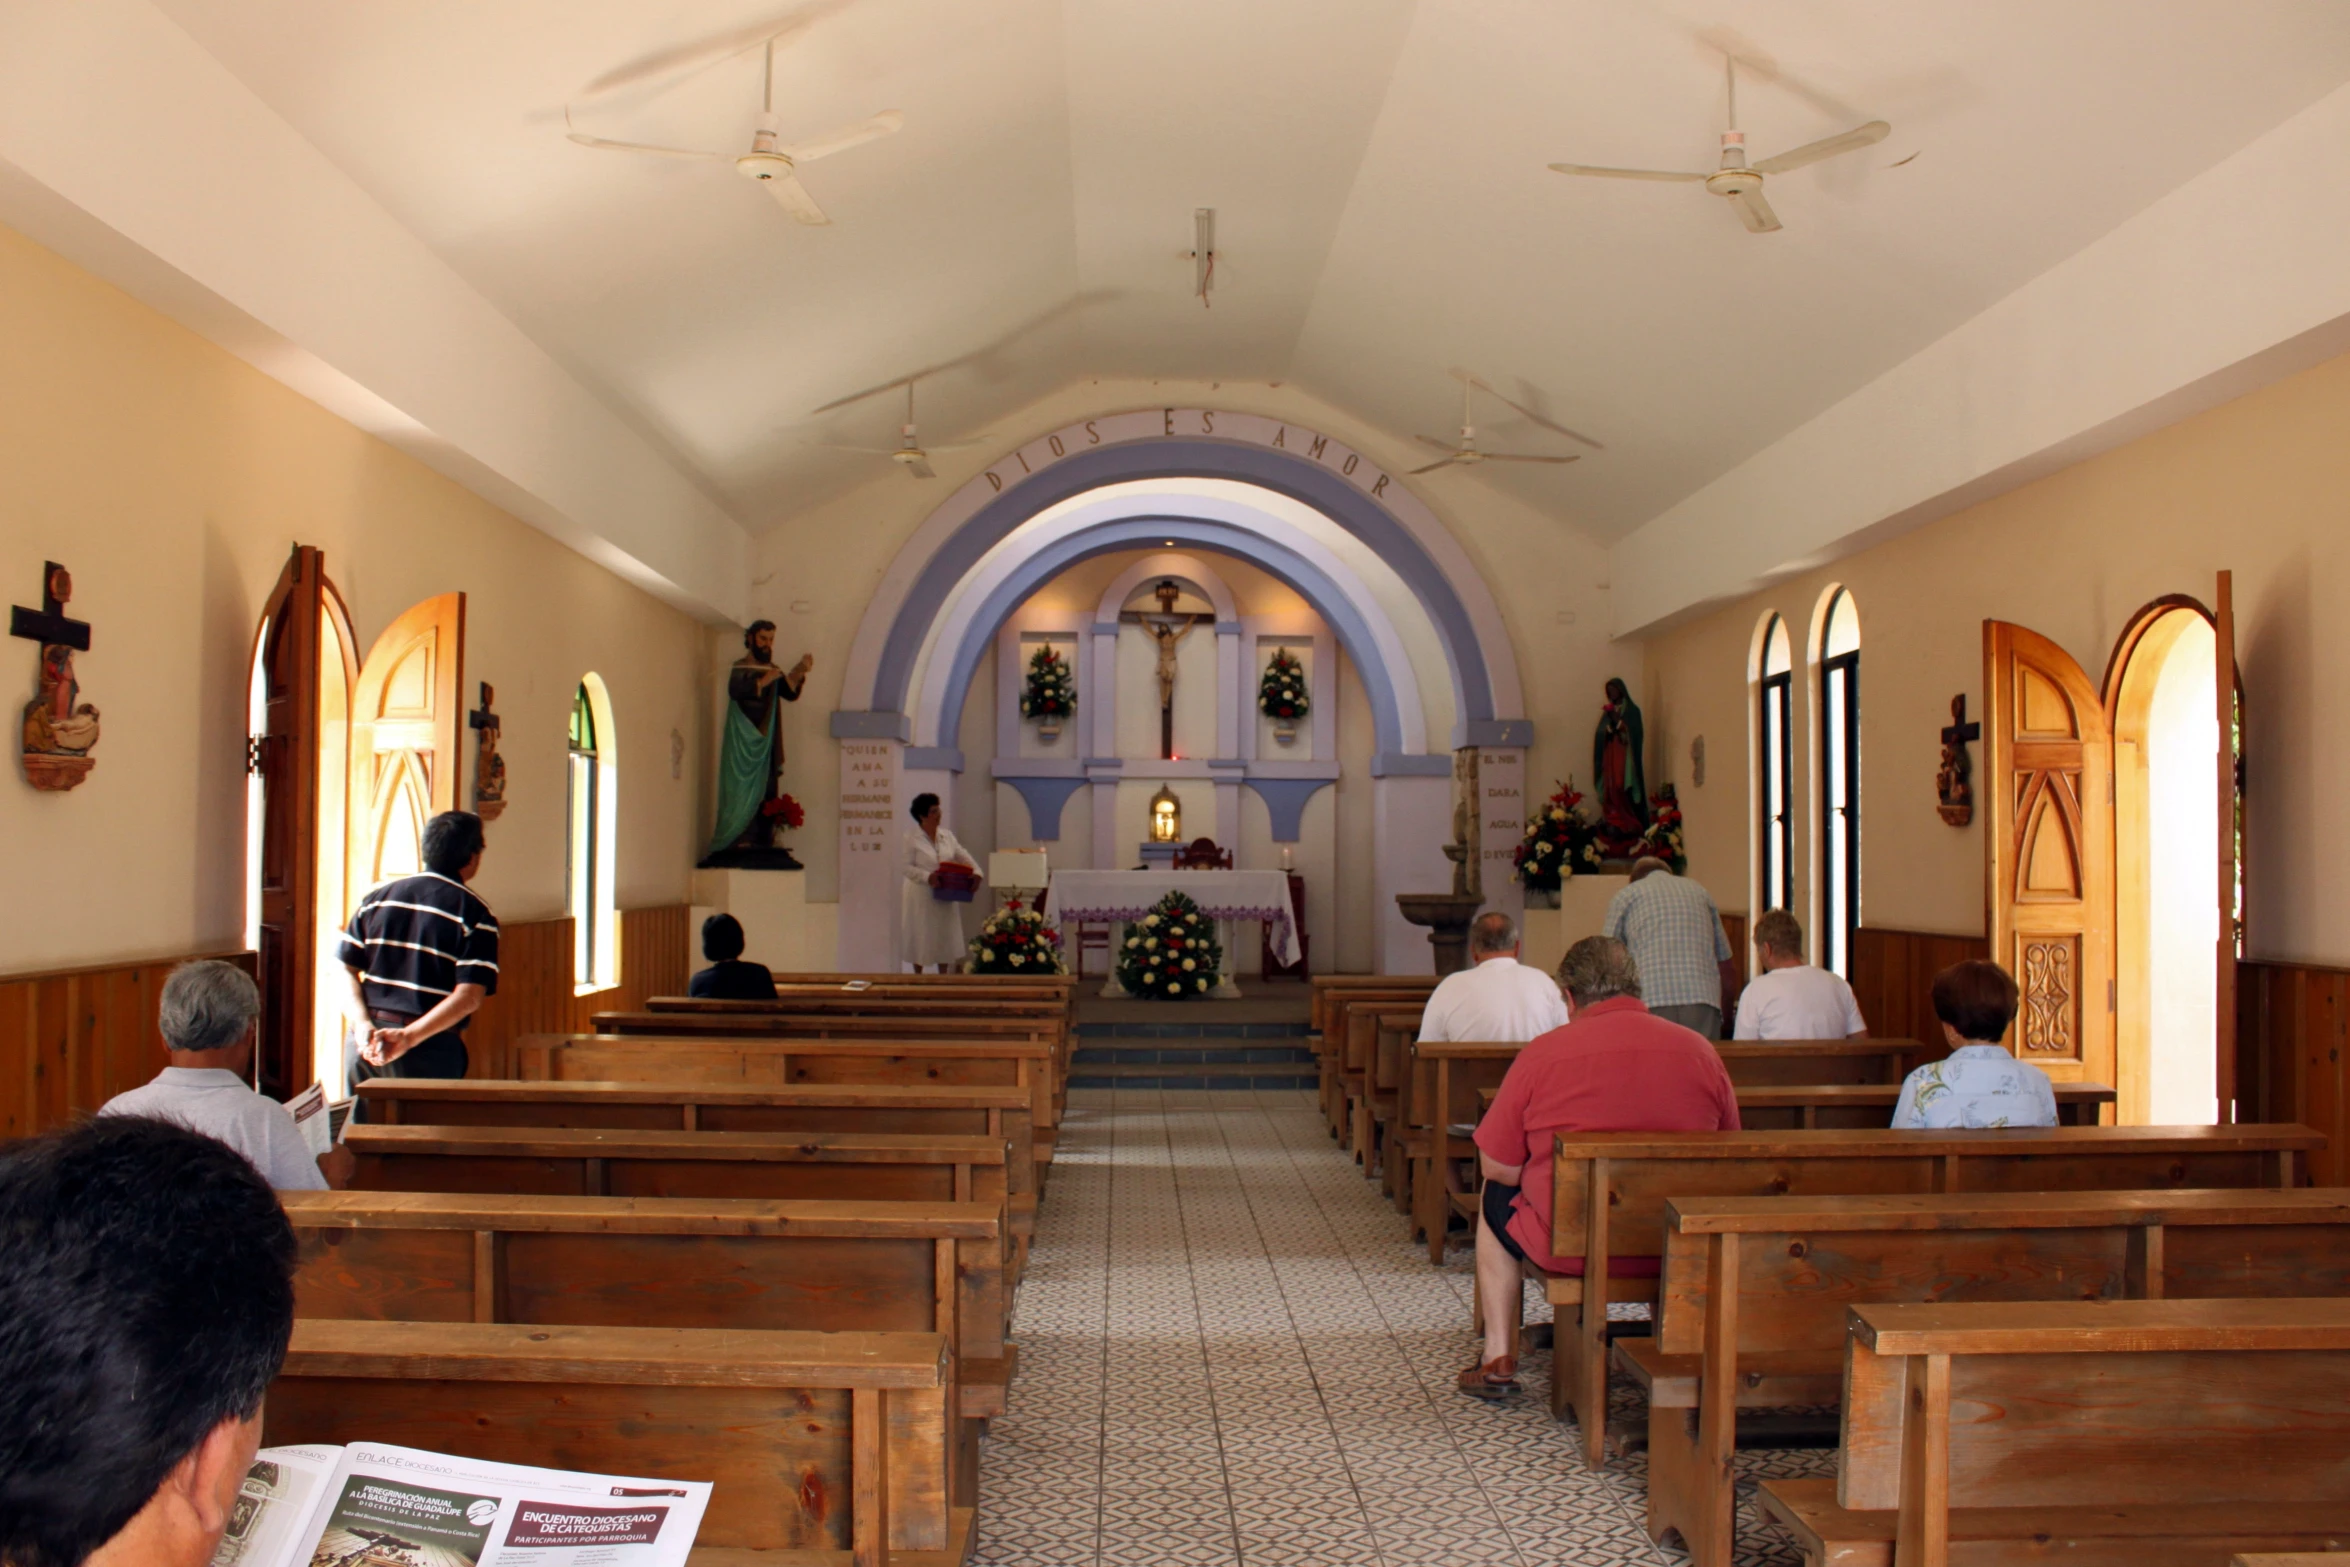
[210,1442,711,1567]
[284,1083,333,1160]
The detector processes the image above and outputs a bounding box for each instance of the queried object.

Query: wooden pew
[266,1319,960,1565]
[283,1190,1011,1423]
[1400,1039,2094,1266]
[1345,1001,1427,1172]
[1758,1298,2350,1567]
[627,995,1071,1080]
[1310,973,1438,1035]
[1318,985,1435,1139]
[1541,1122,2324,1465]
[1714,1037,1935,1085]
[344,1124,1013,1248]
[514,1032,1060,1138]
[1640,1187,2350,1566]
[356,1078,1037,1198]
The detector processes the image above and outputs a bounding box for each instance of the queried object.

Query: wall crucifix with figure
[1119,579,1212,760]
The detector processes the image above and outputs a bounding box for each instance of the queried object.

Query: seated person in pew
[1731,908,1867,1040]
[0,1117,299,1567]
[689,912,778,1000]
[97,960,353,1190]
[1459,936,1740,1400]
[1890,959,2057,1129]
[1417,912,1570,1043]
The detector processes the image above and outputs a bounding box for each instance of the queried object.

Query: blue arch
[866,439,1500,730]
[929,516,1411,757]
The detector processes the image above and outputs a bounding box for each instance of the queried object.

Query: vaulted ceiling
[137,0,2350,550]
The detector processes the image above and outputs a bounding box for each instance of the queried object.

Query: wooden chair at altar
[1174,837,1234,869]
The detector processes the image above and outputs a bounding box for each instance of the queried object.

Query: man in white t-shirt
[1732,909,1868,1040]
[1418,913,1570,1044]
[99,961,354,1190]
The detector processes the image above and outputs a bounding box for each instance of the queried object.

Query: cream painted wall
[753,377,1641,908]
[1639,345,2350,968]
[0,221,708,971]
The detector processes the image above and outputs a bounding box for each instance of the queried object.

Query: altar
[1043,868,1302,995]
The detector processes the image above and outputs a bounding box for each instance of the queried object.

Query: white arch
[905,490,1431,754]
[1092,554,1238,625]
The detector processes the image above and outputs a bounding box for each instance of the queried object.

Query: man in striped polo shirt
[337,811,499,1107]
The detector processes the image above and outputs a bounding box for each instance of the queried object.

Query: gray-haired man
[98,961,354,1190]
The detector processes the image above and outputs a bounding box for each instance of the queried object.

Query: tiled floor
[976,1088,1832,1567]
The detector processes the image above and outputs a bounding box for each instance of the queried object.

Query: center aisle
[975,1087,1828,1567]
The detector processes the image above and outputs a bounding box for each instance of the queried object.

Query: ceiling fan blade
[1751,120,1890,175]
[1454,373,1604,451]
[813,441,902,455]
[781,110,905,163]
[1478,453,1580,465]
[925,437,996,453]
[1729,186,1783,233]
[565,130,725,160]
[905,456,936,479]
[1548,162,1707,183]
[1413,434,1459,451]
[577,0,855,99]
[1408,456,1462,475]
[762,172,831,224]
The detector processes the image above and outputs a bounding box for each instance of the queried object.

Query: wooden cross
[1942,694,1980,750]
[9,562,90,652]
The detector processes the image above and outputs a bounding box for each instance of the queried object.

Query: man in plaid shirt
[1601,858,1738,1040]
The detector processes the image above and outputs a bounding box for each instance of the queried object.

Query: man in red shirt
[1459,935,1740,1399]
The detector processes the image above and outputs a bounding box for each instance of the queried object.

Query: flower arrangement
[1511,779,1604,893]
[758,793,806,832]
[1258,648,1309,723]
[1116,888,1224,1000]
[1019,644,1076,721]
[967,896,1066,975]
[1634,783,1686,874]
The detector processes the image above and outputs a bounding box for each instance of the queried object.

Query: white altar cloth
[1044,869,1302,968]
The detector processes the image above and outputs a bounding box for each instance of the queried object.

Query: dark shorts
[1482,1178,1529,1263]
[348,1026,469,1121]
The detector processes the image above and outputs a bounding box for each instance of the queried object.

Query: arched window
[569,676,620,992]
[1756,614,1794,917]
[1818,589,1861,977]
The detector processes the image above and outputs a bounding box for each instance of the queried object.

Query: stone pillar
[835,739,902,968]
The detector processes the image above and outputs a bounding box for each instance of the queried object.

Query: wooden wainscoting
[464,905,690,1078]
[1850,925,1991,1042]
[0,950,258,1138]
[2238,959,2350,1185]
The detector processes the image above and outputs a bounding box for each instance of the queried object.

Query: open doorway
[2111,604,2221,1124]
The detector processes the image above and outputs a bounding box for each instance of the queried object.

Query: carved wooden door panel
[352,594,466,891]
[249,546,325,1101]
[1984,621,2114,1086]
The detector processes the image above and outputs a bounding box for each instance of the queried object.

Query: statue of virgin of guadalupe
[1593,677,1648,854]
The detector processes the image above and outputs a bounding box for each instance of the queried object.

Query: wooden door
[249,547,325,1100]
[352,595,466,891]
[1984,621,2114,1086]
[2214,571,2240,1119]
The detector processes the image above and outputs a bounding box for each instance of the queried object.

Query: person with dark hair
[336,809,499,1109]
[1458,936,1739,1400]
[690,912,778,999]
[704,620,813,866]
[901,792,980,973]
[1732,908,1868,1040]
[98,961,352,1189]
[1890,960,2056,1128]
[0,1116,298,1567]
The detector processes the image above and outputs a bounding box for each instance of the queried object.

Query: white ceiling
[143,0,2350,542]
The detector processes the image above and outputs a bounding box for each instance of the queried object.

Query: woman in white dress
[901,792,981,972]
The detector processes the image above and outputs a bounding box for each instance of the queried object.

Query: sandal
[1455,1355,1519,1399]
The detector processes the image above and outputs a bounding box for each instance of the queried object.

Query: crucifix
[1119,579,1211,760]
[469,681,507,820]
[1937,693,1980,826]
[12,562,101,791]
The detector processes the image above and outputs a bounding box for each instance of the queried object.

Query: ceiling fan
[566,36,901,225]
[1548,57,1887,233]
[818,380,990,479]
[1412,378,1582,476]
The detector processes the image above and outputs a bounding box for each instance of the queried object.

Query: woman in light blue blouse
[1890,960,2059,1130]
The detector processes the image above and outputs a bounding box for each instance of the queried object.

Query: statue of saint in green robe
[701,620,811,867]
